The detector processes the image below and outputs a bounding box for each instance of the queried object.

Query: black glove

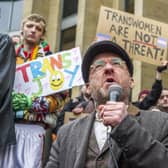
[157,65,167,72]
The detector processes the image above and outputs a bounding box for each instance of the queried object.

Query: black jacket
[0,34,16,147]
[133,79,162,110]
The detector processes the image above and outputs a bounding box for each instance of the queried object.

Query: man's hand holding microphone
[98,83,128,128]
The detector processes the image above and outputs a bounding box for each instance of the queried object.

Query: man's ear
[129,77,135,88]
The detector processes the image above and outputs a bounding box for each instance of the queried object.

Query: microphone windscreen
[109,84,122,101]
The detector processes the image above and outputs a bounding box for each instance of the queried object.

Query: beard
[91,87,109,105]
[90,84,131,105]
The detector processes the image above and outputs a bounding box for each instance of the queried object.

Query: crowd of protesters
[1,12,168,168]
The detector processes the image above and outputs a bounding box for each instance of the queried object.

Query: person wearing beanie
[46,40,168,168]
[138,89,150,102]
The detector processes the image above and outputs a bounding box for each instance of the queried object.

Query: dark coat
[55,95,89,134]
[0,34,16,147]
[46,104,168,168]
[133,79,162,110]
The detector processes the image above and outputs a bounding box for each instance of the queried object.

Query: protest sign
[13,47,84,97]
[96,6,168,65]
[64,112,88,124]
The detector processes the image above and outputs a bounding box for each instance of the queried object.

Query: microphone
[109,83,122,101]
[107,83,122,133]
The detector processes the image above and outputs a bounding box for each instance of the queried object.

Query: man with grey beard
[46,40,168,168]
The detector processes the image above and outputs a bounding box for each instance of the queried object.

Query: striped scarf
[15,41,51,64]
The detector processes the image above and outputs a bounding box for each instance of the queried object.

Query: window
[60,0,78,50]
[125,0,134,13]
[60,26,76,51]
[0,0,24,33]
[62,0,78,18]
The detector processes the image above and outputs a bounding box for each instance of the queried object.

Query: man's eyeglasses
[90,58,126,72]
